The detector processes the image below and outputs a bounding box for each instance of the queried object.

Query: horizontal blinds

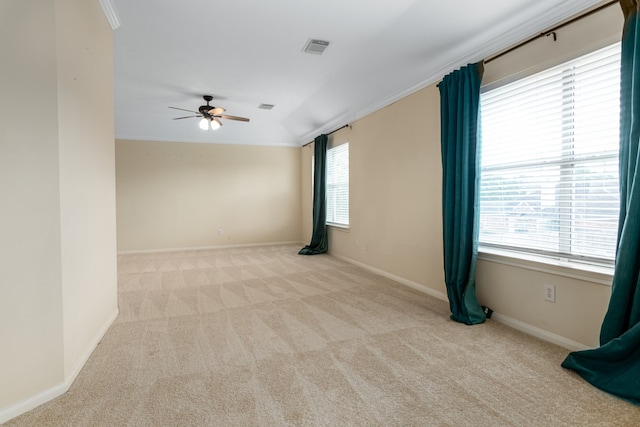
[479,43,621,262]
[326,142,349,225]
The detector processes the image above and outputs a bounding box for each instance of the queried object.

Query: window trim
[325,140,349,228]
[327,222,350,231]
[478,245,613,286]
[478,42,621,271]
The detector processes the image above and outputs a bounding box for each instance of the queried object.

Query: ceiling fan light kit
[169,95,249,131]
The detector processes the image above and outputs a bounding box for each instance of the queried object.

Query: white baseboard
[0,382,68,426]
[490,312,591,351]
[330,253,449,302]
[330,253,592,352]
[0,308,119,425]
[65,308,119,384]
[118,241,304,255]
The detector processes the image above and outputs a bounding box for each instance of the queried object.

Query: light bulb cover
[199,118,209,130]
[210,118,221,130]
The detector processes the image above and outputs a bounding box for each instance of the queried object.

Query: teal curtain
[299,134,329,255]
[561,0,640,406]
[438,62,486,325]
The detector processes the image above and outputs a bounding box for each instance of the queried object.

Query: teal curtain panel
[299,134,329,255]
[438,62,486,325]
[562,0,640,406]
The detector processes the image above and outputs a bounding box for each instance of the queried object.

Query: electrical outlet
[544,284,556,303]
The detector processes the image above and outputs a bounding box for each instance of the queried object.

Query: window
[479,43,621,265]
[326,142,349,226]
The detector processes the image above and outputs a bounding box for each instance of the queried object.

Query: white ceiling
[112,0,603,147]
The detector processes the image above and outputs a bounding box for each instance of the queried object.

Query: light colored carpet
[6,244,639,426]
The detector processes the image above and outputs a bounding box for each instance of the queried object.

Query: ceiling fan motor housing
[199,95,215,116]
[199,105,212,115]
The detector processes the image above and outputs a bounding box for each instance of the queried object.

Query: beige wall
[0,0,65,411]
[302,2,623,348]
[0,0,117,421]
[477,2,622,349]
[301,146,314,242]
[55,0,119,378]
[116,140,302,252]
[301,86,447,298]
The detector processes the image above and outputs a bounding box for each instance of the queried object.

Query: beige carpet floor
[6,244,640,426]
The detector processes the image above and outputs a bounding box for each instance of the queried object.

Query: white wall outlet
[544,284,556,303]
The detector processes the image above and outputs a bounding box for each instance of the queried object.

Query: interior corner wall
[55,0,119,379]
[115,140,302,252]
[301,85,447,299]
[0,0,118,421]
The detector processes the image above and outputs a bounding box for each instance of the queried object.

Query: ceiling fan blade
[169,106,199,113]
[173,115,201,120]
[220,114,250,122]
[208,107,226,115]
[213,117,223,127]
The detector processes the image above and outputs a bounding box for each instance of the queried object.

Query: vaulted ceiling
[112,0,603,147]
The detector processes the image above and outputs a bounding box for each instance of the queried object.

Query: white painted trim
[0,309,119,424]
[478,250,613,286]
[98,0,121,30]
[115,134,299,148]
[0,382,68,425]
[117,241,305,255]
[330,253,448,302]
[330,253,593,352]
[298,0,604,145]
[65,308,119,383]
[490,312,592,352]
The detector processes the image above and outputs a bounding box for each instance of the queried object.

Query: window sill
[327,223,349,231]
[478,246,613,286]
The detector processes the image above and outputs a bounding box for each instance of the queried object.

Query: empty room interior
[2,0,640,425]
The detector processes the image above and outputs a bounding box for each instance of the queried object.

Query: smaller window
[326,142,349,226]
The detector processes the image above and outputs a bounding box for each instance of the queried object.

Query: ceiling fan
[169,95,250,131]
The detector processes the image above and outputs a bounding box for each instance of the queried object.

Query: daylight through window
[326,142,349,226]
[479,43,621,264]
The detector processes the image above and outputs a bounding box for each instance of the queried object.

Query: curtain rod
[485,0,619,64]
[302,124,350,147]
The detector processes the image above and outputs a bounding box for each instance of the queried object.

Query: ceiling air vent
[258,104,275,110]
[303,39,330,55]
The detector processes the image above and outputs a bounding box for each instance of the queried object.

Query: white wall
[116,140,302,252]
[0,0,118,422]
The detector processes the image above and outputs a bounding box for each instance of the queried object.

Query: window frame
[325,141,349,228]
[477,43,621,277]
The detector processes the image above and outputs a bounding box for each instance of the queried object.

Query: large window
[479,43,621,265]
[326,142,349,226]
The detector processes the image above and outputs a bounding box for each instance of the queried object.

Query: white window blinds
[326,142,349,226]
[479,43,621,263]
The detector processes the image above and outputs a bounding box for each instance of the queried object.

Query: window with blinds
[479,43,621,265]
[326,142,349,226]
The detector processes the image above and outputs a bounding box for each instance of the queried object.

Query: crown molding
[297,0,605,146]
[98,0,121,30]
